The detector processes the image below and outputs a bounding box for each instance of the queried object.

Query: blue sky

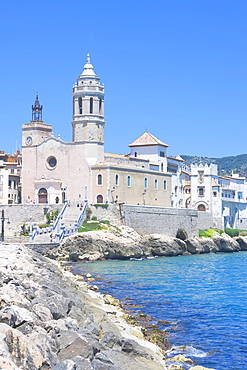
[0,0,246,158]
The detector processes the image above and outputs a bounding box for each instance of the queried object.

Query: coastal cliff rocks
[47,227,247,263]
[186,234,240,254]
[57,229,151,261]
[0,244,168,370]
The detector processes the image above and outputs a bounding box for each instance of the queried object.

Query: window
[198,187,205,196]
[115,174,119,186]
[163,180,167,190]
[154,179,158,190]
[78,97,82,114]
[161,163,164,172]
[97,174,102,185]
[90,97,93,113]
[127,175,131,187]
[175,186,178,196]
[47,156,57,168]
[99,98,102,114]
[198,171,204,183]
[134,152,138,157]
[11,169,14,174]
[144,177,148,189]
[238,192,243,200]
[213,191,217,197]
[160,151,165,157]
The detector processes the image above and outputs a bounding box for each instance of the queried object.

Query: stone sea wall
[122,205,214,238]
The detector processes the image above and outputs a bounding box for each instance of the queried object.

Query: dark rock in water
[235,236,247,251]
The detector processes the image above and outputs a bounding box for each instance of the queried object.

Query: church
[21,54,181,207]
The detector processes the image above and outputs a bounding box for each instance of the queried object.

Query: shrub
[224,228,240,237]
[46,209,59,224]
[199,228,224,238]
[240,230,247,237]
[93,203,109,209]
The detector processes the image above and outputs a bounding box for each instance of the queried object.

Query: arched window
[154,179,158,190]
[97,174,102,185]
[99,98,102,114]
[163,180,167,190]
[38,188,47,204]
[97,194,103,203]
[90,97,93,114]
[144,177,148,189]
[78,97,82,114]
[127,175,131,187]
[115,174,119,186]
[161,163,164,172]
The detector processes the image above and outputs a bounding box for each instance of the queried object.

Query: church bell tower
[72,54,105,148]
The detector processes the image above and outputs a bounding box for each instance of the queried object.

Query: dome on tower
[81,53,97,77]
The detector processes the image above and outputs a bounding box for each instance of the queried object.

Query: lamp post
[1,210,10,242]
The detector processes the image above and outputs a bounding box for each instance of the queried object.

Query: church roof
[128,132,169,148]
[81,53,97,77]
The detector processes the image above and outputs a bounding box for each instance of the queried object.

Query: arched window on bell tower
[99,98,102,114]
[78,97,82,114]
[90,97,93,114]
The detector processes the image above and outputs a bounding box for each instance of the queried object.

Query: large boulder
[144,234,186,256]
[235,236,247,250]
[212,234,241,253]
[57,231,151,261]
[185,237,212,254]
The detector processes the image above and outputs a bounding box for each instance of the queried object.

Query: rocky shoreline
[44,226,247,262]
[0,242,217,370]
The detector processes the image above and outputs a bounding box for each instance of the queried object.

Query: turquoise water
[73,252,247,369]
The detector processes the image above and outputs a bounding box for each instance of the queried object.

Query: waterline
[73,252,247,369]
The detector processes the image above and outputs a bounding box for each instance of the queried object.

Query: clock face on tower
[26,136,33,145]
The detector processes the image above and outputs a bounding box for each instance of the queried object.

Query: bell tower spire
[31,94,43,122]
[72,54,105,142]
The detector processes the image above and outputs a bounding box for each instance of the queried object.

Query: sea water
[73,252,247,369]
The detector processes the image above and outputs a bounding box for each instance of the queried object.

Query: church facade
[21,55,174,207]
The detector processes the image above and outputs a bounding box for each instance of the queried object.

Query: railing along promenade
[29,201,88,243]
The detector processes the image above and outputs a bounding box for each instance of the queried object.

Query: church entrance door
[38,188,48,203]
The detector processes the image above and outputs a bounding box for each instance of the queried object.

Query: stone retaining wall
[122,205,213,238]
[0,204,63,237]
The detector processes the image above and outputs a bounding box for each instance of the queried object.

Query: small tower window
[127,175,131,187]
[161,163,164,172]
[115,174,119,186]
[99,98,102,114]
[163,180,167,190]
[154,179,158,190]
[144,177,148,189]
[90,98,93,114]
[78,97,82,114]
[97,174,102,185]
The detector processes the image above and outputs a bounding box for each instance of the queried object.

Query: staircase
[31,202,87,244]
[61,203,83,228]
